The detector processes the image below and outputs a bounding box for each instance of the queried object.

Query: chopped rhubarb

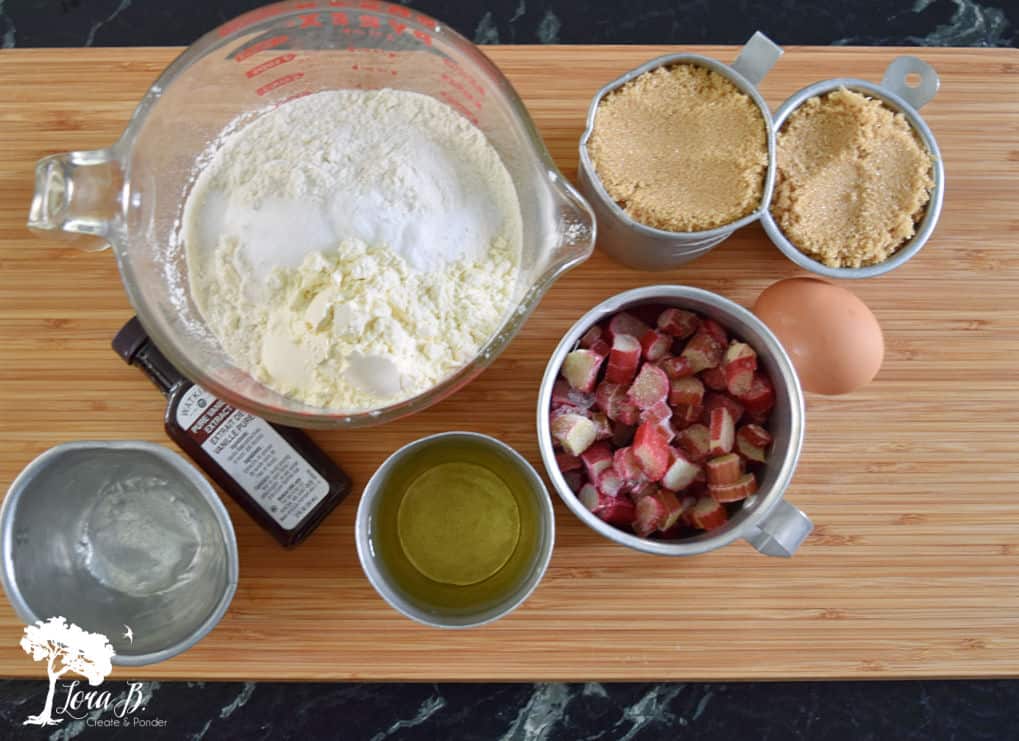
[562,348,605,393]
[680,493,705,525]
[656,489,685,531]
[578,482,599,510]
[629,482,658,503]
[677,423,711,462]
[689,496,729,530]
[633,421,670,481]
[705,453,742,485]
[740,423,772,447]
[671,403,703,430]
[640,330,672,362]
[639,398,672,426]
[660,355,695,379]
[669,376,705,407]
[551,379,595,411]
[556,305,775,542]
[723,341,758,397]
[701,319,729,347]
[708,407,735,456]
[596,467,625,497]
[627,363,669,410]
[555,451,582,472]
[596,381,640,425]
[661,448,701,492]
[634,489,683,536]
[613,446,648,489]
[580,441,614,481]
[656,307,700,339]
[551,413,597,456]
[606,333,642,385]
[579,325,604,349]
[739,372,776,417]
[595,381,622,411]
[607,312,651,341]
[590,412,613,440]
[549,404,589,424]
[679,330,724,373]
[702,391,744,426]
[579,483,636,526]
[708,472,757,503]
[700,365,728,391]
[639,399,674,442]
[736,424,771,463]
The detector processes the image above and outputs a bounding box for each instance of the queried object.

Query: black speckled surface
[0,0,1015,47]
[1,678,1018,739]
[1,1,1017,739]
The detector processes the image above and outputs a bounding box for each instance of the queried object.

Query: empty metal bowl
[536,285,812,557]
[1,441,238,666]
[761,56,945,279]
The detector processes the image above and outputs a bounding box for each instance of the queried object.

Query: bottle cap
[112,317,186,396]
[112,316,149,365]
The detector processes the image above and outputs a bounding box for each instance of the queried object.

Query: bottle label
[176,385,329,531]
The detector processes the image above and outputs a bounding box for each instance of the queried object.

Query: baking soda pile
[183,89,522,411]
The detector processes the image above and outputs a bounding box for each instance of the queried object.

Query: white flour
[183,89,522,411]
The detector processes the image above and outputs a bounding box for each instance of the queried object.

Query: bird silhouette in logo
[123,625,134,645]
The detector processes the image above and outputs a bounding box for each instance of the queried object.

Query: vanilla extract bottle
[113,317,351,547]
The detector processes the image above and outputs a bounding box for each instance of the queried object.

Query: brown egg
[753,277,884,395]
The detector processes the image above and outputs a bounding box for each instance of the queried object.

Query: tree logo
[19,616,115,727]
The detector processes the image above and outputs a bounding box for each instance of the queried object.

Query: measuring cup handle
[731,31,783,87]
[881,56,940,110]
[744,499,813,558]
[28,148,123,252]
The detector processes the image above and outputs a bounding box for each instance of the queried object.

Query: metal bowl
[536,285,812,557]
[355,432,554,628]
[761,56,945,279]
[1,441,238,666]
[577,32,783,270]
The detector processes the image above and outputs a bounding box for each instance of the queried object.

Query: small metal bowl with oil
[355,432,554,629]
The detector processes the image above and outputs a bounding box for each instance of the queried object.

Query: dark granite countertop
[1,1,1016,739]
[0,0,1015,47]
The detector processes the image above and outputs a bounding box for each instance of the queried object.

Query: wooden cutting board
[0,46,1017,681]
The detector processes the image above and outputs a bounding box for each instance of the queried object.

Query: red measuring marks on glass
[234,34,290,62]
[437,58,488,123]
[246,53,298,78]
[256,73,305,97]
[346,47,399,77]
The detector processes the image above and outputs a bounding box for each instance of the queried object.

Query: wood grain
[0,46,1017,681]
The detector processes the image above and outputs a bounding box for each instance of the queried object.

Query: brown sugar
[771,87,935,269]
[587,63,768,233]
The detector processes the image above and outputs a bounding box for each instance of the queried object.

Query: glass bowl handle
[28,148,123,252]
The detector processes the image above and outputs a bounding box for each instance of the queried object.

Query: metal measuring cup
[761,56,945,279]
[577,32,783,271]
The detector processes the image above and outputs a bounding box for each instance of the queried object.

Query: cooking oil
[372,435,542,614]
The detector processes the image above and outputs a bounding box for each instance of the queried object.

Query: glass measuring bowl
[28,0,595,429]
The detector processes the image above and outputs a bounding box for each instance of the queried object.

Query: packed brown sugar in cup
[587,64,768,232]
[772,87,934,269]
